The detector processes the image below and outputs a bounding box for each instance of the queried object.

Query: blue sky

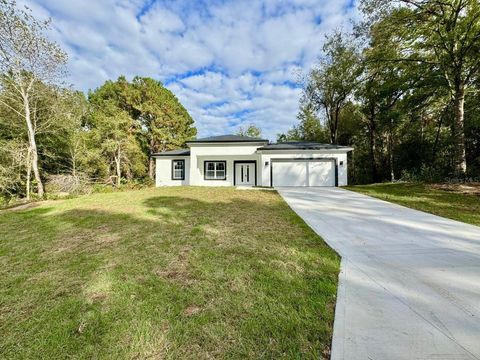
[23,0,359,140]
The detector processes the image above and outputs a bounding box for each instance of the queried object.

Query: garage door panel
[272,161,307,187]
[309,161,335,186]
[272,160,335,187]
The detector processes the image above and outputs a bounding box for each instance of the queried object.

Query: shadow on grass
[0,191,339,359]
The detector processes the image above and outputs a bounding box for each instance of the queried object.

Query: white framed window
[204,161,226,180]
[172,160,185,180]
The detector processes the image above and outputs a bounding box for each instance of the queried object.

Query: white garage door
[272,160,335,187]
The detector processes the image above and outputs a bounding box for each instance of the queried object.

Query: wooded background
[1,0,479,202]
[279,0,480,184]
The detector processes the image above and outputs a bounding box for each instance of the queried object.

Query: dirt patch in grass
[184,305,202,316]
[155,246,194,285]
[0,200,56,212]
[430,182,480,196]
[88,292,108,303]
[50,224,120,255]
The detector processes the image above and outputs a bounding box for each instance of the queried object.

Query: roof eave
[257,147,354,152]
[186,140,269,144]
[150,152,191,157]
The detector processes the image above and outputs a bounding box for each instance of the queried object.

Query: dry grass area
[430,182,480,196]
[0,187,339,359]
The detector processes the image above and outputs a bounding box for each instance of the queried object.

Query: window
[204,161,226,180]
[172,160,185,180]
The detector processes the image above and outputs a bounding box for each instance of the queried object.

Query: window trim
[171,159,185,180]
[203,160,227,180]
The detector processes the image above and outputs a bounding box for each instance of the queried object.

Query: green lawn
[0,187,339,359]
[347,182,480,226]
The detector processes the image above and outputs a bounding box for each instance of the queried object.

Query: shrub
[400,165,446,183]
[45,174,93,195]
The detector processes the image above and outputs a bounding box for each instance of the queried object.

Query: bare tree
[0,0,67,197]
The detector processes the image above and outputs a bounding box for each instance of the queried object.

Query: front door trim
[233,160,257,186]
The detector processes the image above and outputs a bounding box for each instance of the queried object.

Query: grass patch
[346,182,480,226]
[0,187,339,359]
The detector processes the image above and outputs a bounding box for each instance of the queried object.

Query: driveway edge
[330,259,347,360]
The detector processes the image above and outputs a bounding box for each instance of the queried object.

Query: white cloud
[25,0,359,140]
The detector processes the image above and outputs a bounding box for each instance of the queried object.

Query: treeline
[0,1,195,202]
[0,75,196,201]
[280,0,480,184]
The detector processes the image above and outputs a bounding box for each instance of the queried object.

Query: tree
[360,0,480,176]
[0,138,28,199]
[303,31,361,144]
[86,100,144,186]
[89,76,196,179]
[236,123,262,138]
[355,29,415,182]
[277,127,301,142]
[60,92,89,177]
[0,0,67,197]
[296,101,329,142]
[278,102,329,143]
[129,77,196,178]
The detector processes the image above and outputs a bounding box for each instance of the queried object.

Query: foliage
[87,76,196,180]
[236,123,262,138]
[302,31,361,144]
[0,82,84,198]
[360,0,480,176]
[0,3,196,200]
[399,165,446,183]
[284,0,480,183]
[0,0,68,197]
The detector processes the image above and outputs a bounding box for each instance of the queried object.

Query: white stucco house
[152,135,353,187]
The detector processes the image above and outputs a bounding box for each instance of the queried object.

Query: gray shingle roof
[186,134,268,143]
[257,142,353,151]
[151,149,190,157]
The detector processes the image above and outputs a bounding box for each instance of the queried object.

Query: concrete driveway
[277,187,480,360]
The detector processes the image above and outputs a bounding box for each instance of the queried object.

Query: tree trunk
[115,146,121,187]
[453,83,467,176]
[149,139,156,179]
[328,110,337,144]
[369,126,378,182]
[23,91,44,197]
[71,152,76,177]
[333,105,341,145]
[388,128,395,182]
[26,148,31,200]
[324,106,335,144]
[368,106,378,183]
[431,111,443,164]
[149,157,155,179]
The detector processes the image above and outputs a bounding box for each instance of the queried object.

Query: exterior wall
[189,143,263,186]
[154,145,350,187]
[155,156,190,186]
[259,151,349,186]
